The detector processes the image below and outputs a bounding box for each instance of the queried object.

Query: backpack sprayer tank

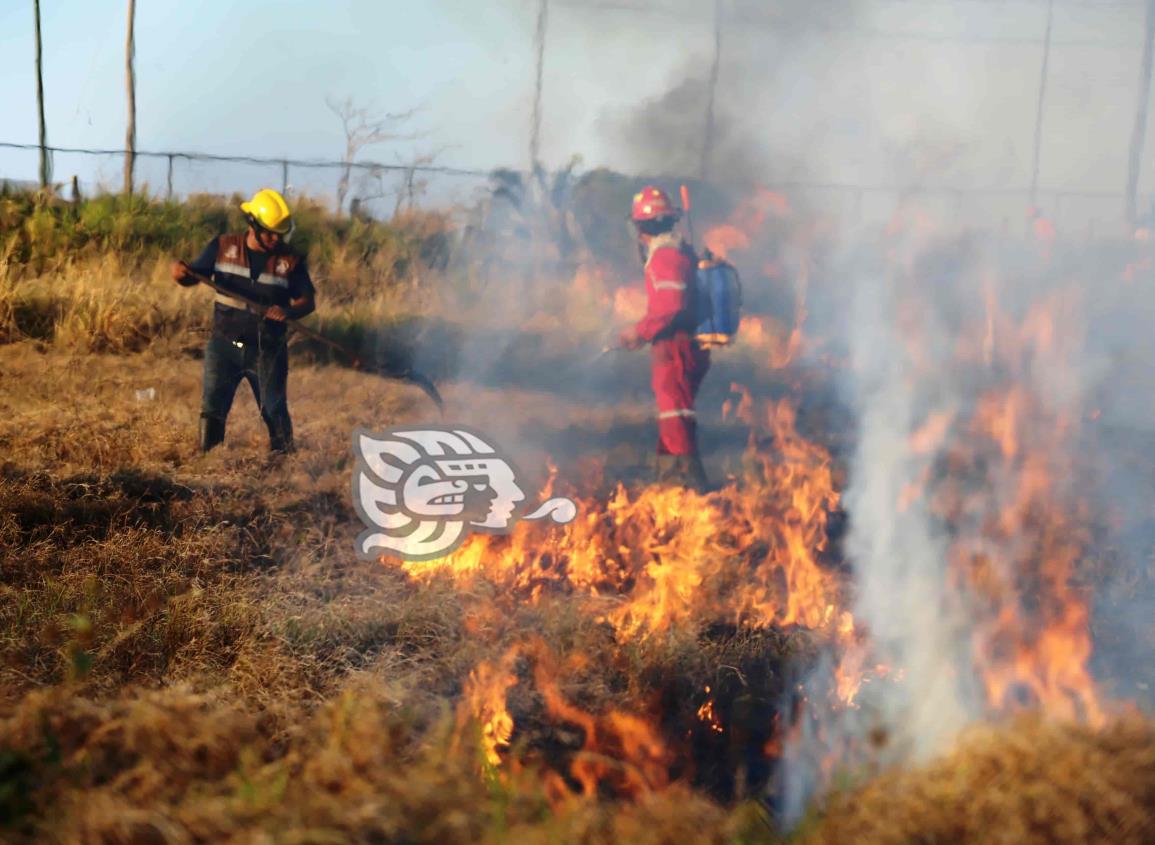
[695,254,742,347]
[679,185,742,348]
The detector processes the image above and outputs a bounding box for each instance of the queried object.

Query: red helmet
[630,186,681,222]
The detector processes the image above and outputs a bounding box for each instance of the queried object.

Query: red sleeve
[635,246,693,342]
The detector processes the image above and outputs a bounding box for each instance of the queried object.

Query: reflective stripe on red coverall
[634,233,711,456]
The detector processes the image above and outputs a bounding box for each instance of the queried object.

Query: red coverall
[634,233,711,456]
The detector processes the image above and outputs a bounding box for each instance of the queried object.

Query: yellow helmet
[240,188,293,235]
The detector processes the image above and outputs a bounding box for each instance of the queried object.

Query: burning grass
[2,680,765,844]
[6,335,1148,842]
[5,186,1155,840]
[0,343,800,841]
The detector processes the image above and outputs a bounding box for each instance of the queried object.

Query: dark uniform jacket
[185,234,314,343]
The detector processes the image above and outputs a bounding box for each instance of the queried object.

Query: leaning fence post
[166,154,174,200]
[282,160,289,195]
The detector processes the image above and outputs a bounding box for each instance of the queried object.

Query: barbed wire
[0,140,1133,201]
[0,141,495,179]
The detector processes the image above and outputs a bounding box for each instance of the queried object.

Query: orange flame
[457,646,519,769]
[424,393,863,797]
[404,397,843,640]
[703,187,790,260]
[696,687,725,734]
[456,638,674,805]
[534,646,672,803]
[943,292,1104,726]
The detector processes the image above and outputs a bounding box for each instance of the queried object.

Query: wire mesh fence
[2,140,1147,239]
[0,142,495,215]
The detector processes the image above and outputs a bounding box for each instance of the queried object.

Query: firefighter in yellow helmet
[171,188,316,454]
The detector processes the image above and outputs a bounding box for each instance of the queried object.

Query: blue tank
[695,258,742,347]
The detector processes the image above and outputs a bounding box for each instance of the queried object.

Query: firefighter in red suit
[618,186,710,491]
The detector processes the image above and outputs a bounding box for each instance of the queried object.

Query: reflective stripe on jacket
[212,234,300,311]
[635,232,697,342]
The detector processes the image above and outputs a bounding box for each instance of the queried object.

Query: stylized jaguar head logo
[353,427,576,561]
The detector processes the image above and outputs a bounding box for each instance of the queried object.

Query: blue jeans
[200,333,293,451]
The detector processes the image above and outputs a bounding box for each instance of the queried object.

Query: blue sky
[0,2,531,192]
[1,2,535,155]
[0,0,711,199]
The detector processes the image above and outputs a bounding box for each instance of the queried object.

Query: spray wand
[181,269,444,413]
[680,184,696,249]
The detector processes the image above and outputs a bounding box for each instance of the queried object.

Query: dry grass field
[3,191,1155,843]
[0,338,780,843]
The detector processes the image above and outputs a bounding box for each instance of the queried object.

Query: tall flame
[402,397,843,639]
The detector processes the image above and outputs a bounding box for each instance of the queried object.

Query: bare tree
[33,0,50,190]
[393,153,438,216]
[326,96,417,214]
[343,149,442,220]
[124,0,137,195]
[347,166,392,219]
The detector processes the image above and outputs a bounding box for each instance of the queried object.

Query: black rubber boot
[681,453,710,494]
[655,454,680,486]
[199,415,226,453]
[654,454,709,493]
[266,419,295,455]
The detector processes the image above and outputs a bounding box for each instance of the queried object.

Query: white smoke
[773,205,1151,823]
[840,255,979,763]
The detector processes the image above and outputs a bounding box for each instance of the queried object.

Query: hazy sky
[1,0,1152,221]
[0,0,714,198]
[1,1,540,194]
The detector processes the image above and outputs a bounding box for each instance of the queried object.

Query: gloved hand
[618,324,643,350]
[171,261,198,287]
